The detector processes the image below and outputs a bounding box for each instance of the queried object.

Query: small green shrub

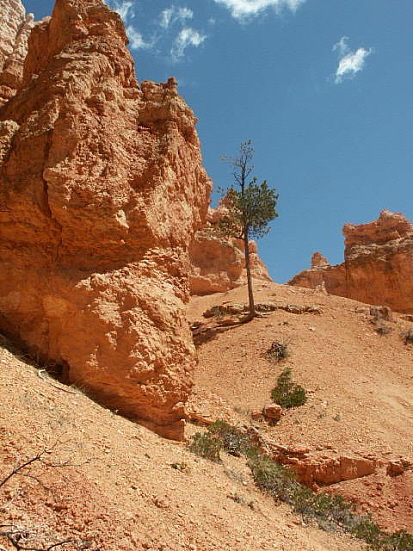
[248,454,354,526]
[298,492,355,529]
[188,432,222,462]
[248,454,301,506]
[382,530,413,551]
[350,517,383,548]
[374,323,392,336]
[265,340,289,361]
[402,329,413,345]
[208,420,252,457]
[271,368,307,408]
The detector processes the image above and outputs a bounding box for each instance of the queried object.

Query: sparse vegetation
[188,421,413,550]
[265,340,289,362]
[170,462,189,473]
[188,431,222,462]
[381,530,413,551]
[208,420,253,457]
[271,367,307,409]
[227,493,244,504]
[204,305,228,317]
[248,454,300,505]
[188,421,255,463]
[401,329,413,345]
[0,448,92,551]
[374,323,392,336]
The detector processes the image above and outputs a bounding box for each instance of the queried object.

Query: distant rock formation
[289,211,413,313]
[311,252,328,268]
[0,0,36,106]
[0,0,211,439]
[190,204,272,294]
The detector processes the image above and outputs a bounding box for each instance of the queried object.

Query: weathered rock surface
[311,251,328,268]
[0,0,211,439]
[262,402,283,424]
[289,455,377,488]
[289,211,413,313]
[190,204,272,294]
[0,0,36,106]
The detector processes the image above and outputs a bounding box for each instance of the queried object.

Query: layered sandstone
[0,0,211,439]
[289,210,413,313]
[0,0,36,106]
[190,204,272,294]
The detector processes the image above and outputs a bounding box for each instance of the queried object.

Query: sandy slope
[188,282,413,532]
[1,342,363,550]
[1,280,412,550]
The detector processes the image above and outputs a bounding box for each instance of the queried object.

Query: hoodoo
[289,210,413,313]
[0,0,211,439]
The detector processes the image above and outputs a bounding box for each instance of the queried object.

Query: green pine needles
[218,140,278,318]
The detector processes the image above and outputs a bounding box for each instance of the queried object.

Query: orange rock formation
[190,204,272,294]
[0,0,211,439]
[0,0,35,106]
[289,210,413,313]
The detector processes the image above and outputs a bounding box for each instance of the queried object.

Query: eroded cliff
[0,0,36,106]
[0,0,211,439]
[289,210,413,313]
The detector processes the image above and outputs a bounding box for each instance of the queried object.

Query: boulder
[0,0,211,439]
[262,403,283,424]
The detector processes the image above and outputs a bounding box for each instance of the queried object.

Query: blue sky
[23,0,413,282]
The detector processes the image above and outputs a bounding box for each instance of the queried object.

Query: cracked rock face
[289,211,413,314]
[0,0,36,106]
[0,0,211,439]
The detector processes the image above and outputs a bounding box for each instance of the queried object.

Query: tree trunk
[243,227,256,319]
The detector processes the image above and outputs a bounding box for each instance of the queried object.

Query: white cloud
[213,0,306,20]
[178,7,193,20]
[109,0,134,22]
[333,36,350,57]
[171,28,207,61]
[108,0,154,50]
[126,26,152,50]
[108,1,206,62]
[333,37,373,84]
[160,7,193,29]
[160,7,174,29]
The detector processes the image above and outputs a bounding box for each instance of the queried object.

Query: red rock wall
[289,211,413,314]
[0,0,211,439]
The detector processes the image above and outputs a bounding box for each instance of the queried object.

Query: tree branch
[0,453,45,490]
[1,448,94,551]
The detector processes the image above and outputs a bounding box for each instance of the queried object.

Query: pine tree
[219,141,278,318]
